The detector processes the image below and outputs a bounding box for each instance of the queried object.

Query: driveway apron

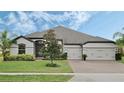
[68,60,124,82]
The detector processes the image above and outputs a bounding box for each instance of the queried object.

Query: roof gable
[14,36,34,42]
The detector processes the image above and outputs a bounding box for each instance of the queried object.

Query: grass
[0,60,73,73]
[0,59,73,82]
[0,75,73,82]
[121,56,124,63]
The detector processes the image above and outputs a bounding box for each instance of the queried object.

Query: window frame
[18,43,26,54]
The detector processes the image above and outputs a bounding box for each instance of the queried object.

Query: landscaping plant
[0,30,16,61]
[82,54,87,61]
[41,29,62,67]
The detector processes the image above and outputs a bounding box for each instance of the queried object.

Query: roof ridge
[26,26,95,39]
[25,25,114,44]
[52,25,96,38]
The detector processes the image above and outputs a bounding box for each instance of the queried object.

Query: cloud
[0,18,4,24]
[13,12,37,35]
[0,11,92,36]
[64,11,91,30]
[29,11,91,30]
[7,12,17,25]
[6,12,37,35]
[29,11,57,25]
[41,24,50,30]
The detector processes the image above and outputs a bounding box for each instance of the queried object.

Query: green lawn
[0,60,73,73]
[0,75,73,82]
[119,56,124,63]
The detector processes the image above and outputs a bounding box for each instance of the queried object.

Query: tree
[113,32,124,46]
[0,30,15,61]
[41,29,62,65]
[113,29,124,54]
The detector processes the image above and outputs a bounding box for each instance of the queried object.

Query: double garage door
[83,48,115,60]
[64,46,115,60]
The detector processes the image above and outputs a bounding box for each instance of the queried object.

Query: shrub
[115,53,122,61]
[46,63,60,67]
[82,54,87,61]
[61,52,67,60]
[25,55,35,61]
[5,55,16,61]
[42,53,68,60]
[0,53,3,57]
[5,54,35,61]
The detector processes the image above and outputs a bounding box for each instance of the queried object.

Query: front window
[18,44,25,54]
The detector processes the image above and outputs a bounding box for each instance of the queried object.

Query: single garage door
[65,47,82,59]
[84,48,115,60]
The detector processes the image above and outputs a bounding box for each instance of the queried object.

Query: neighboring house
[10,26,117,60]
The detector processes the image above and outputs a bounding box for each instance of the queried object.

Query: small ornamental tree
[41,29,62,66]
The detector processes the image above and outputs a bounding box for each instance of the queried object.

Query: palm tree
[0,30,15,61]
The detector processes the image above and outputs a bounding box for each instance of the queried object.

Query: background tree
[113,28,124,54]
[113,32,124,45]
[0,30,15,61]
[41,29,62,65]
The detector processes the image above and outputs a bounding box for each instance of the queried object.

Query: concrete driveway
[68,60,124,81]
[68,60,124,73]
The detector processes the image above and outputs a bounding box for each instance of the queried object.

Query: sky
[0,11,124,40]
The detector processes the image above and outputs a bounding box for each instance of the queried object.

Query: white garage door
[65,47,82,59]
[84,48,115,60]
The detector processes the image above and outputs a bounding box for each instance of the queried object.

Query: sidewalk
[0,73,75,75]
[1,73,124,82]
[69,73,124,82]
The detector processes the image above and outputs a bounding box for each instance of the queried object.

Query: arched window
[18,44,26,54]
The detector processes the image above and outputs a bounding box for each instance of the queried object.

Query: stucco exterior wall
[10,38,34,55]
[83,43,117,48]
[10,38,62,56]
[10,44,18,55]
[30,38,43,41]
[31,38,62,45]
[64,45,81,48]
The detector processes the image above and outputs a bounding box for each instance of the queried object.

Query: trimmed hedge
[5,54,35,61]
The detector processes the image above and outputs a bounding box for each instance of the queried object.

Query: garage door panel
[84,48,115,60]
[64,47,82,59]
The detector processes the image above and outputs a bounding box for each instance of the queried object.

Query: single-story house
[10,26,117,60]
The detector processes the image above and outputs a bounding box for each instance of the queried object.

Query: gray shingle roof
[26,26,114,44]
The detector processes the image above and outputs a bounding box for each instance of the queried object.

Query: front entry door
[35,40,43,57]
